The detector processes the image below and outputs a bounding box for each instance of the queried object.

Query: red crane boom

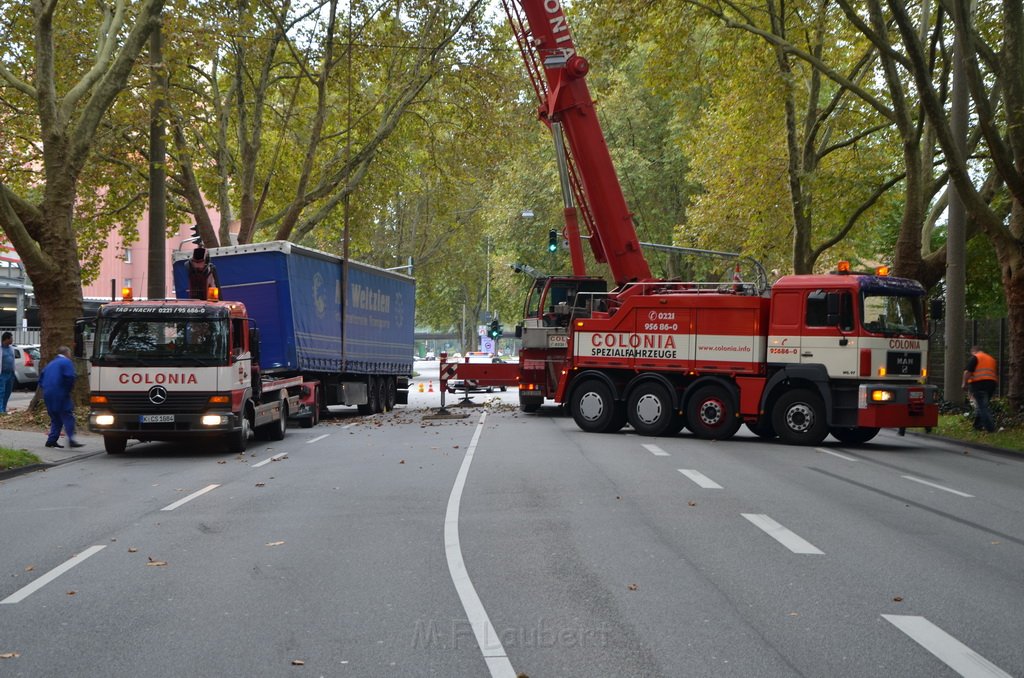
[502,0,652,286]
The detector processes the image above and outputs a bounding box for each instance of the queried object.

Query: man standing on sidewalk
[0,332,14,414]
[962,345,998,433]
[40,346,84,449]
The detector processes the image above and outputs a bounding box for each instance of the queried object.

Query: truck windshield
[861,293,924,337]
[94,317,228,364]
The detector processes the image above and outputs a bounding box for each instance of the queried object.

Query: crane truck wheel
[627,382,675,436]
[569,379,616,433]
[385,377,398,411]
[772,389,828,445]
[829,426,879,445]
[746,417,776,440]
[103,435,128,454]
[300,385,321,428]
[519,393,543,412]
[686,384,741,440]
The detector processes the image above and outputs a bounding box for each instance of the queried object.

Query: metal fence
[927,319,1008,398]
[0,327,41,346]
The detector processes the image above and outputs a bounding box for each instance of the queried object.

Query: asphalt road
[1,362,1021,677]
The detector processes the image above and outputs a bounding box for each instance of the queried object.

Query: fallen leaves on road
[217,460,227,464]
[687,501,697,507]
[399,459,405,464]
[627,583,638,591]
[256,482,266,487]
[0,652,20,659]
[24,565,33,572]
[892,596,904,602]
[265,541,286,547]
[66,591,76,596]
[147,557,168,567]
[291,659,305,666]
[128,547,138,553]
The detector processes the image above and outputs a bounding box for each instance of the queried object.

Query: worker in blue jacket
[40,346,84,449]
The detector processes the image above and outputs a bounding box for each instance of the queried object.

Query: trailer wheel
[377,377,390,412]
[686,384,741,440]
[627,382,674,436]
[569,379,616,433]
[829,426,879,445]
[228,407,252,454]
[773,389,828,445]
[358,376,378,415]
[104,435,127,455]
[385,377,397,411]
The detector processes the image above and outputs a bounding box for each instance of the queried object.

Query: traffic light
[489,319,503,339]
[188,223,201,244]
[547,229,558,253]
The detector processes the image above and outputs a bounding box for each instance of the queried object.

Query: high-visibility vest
[968,351,998,383]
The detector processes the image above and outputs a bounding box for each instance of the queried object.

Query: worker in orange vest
[962,345,998,432]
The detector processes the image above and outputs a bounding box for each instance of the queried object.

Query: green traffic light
[548,229,558,252]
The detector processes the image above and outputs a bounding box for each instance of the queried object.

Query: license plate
[886,351,920,376]
[548,335,569,348]
[140,414,174,423]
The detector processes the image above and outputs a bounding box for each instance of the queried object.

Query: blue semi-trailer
[83,241,414,455]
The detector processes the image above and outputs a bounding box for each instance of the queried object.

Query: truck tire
[686,384,741,440]
[359,376,380,415]
[300,386,320,428]
[104,435,127,455]
[746,417,776,440]
[829,426,879,445]
[519,393,543,412]
[569,379,616,433]
[228,407,252,454]
[627,382,674,436]
[266,398,287,441]
[378,377,390,412]
[773,389,828,445]
[385,377,397,411]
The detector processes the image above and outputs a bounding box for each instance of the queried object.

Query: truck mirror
[73,317,94,359]
[249,327,260,362]
[826,292,841,326]
[929,298,944,321]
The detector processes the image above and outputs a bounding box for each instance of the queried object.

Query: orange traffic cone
[418,382,424,393]
[428,380,434,393]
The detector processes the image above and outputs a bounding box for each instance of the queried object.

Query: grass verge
[0,447,42,471]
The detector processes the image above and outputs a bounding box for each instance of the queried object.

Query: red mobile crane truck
[442,0,939,445]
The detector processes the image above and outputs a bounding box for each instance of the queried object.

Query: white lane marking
[677,469,723,489]
[817,447,857,461]
[444,412,516,678]
[1,545,106,604]
[252,452,288,468]
[307,434,330,444]
[342,423,357,430]
[901,475,974,498]
[882,615,1013,678]
[160,484,221,511]
[642,444,670,456]
[741,514,824,555]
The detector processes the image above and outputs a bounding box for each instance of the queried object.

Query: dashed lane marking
[160,484,221,511]
[741,513,824,555]
[882,614,1012,678]
[253,453,288,468]
[817,447,858,461]
[1,545,106,604]
[642,444,670,456]
[901,475,974,498]
[677,469,723,489]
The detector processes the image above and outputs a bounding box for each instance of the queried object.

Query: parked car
[447,351,506,393]
[12,344,40,389]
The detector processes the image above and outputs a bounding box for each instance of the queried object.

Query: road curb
[908,430,1023,457]
[0,450,104,481]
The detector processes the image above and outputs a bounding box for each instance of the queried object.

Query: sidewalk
[0,426,103,469]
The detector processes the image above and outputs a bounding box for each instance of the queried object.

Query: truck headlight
[94,415,115,426]
[201,415,225,426]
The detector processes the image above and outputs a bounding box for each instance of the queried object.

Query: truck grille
[99,393,214,414]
